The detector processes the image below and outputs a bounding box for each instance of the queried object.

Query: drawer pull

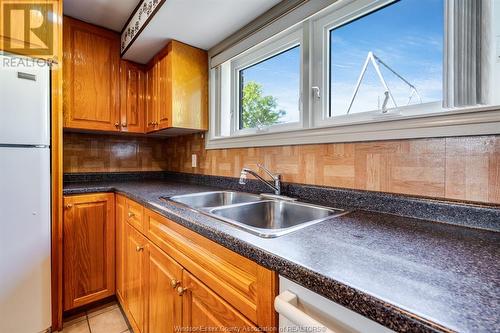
[170,279,179,289]
[128,212,135,218]
[136,245,144,252]
[177,286,188,296]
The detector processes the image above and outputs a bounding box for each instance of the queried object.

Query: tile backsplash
[63,132,500,204]
[63,133,169,173]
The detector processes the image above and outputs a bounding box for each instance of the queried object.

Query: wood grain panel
[116,194,126,305]
[147,242,183,333]
[63,17,120,131]
[124,223,148,333]
[145,208,277,328]
[170,40,208,130]
[181,271,257,333]
[120,60,145,133]
[63,193,115,311]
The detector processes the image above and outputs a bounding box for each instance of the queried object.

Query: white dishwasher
[276,277,394,333]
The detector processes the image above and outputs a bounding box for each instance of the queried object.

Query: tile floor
[59,301,131,333]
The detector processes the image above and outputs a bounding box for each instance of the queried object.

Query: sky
[240,0,444,125]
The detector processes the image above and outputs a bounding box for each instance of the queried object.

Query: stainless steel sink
[167,191,348,238]
[169,191,262,209]
[208,200,348,238]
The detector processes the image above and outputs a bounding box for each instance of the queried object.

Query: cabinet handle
[114,122,120,128]
[177,286,188,296]
[170,279,179,289]
[128,212,135,218]
[122,122,127,127]
[136,245,144,252]
[65,204,73,209]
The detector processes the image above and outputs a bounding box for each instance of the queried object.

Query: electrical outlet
[191,154,197,168]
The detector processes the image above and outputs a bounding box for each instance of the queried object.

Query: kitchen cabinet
[115,194,126,305]
[147,242,183,333]
[124,222,148,333]
[145,65,157,132]
[115,195,277,333]
[62,193,115,310]
[181,271,257,331]
[145,40,208,133]
[120,60,146,133]
[63,17,120,131]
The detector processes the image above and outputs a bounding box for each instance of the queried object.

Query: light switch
[191,154,197,168]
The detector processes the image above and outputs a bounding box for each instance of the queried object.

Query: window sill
[205,105,500,149]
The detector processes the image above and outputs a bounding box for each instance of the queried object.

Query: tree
[241,81,285,129]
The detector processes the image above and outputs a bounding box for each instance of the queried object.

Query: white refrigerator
[0,54,51,332]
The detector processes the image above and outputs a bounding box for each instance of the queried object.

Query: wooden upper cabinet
[181,271,257,332]
[145,40,208,133]
[63,17,120,131]
[120,60,145,133]
[63,193,115,311]
[145,64,157,132]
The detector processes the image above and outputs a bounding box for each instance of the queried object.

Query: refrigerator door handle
[17,71,37,81]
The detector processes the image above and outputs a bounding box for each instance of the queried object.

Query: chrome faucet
[239,164,281,195]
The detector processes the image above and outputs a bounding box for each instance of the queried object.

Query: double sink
[167,191,349,238]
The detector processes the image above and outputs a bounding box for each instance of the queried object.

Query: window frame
[311,0,445,126]
[206,0,500,149]
[229,25,304,136]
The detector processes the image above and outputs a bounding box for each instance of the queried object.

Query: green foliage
[241,81,285,129]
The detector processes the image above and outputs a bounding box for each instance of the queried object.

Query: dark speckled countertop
[63,177,500,333]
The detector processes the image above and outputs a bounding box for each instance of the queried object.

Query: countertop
[63,179,500,333]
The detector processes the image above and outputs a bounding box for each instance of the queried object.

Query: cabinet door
[120,60,145,133]
[63,193,115,310]
[124,223,148,333]
[181,271,257,332]
[156,51,171,130]
[145,65,157,132]
[115,195,126,305]
[63,17,120,131]
[170,40,208,130]
[147,243,183,333]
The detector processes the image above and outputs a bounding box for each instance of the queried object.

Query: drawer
[126,198,144,231]
[144,207,277,328]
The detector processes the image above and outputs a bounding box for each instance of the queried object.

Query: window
[239,45,300,131]
[208,0,500,149]
[328,0,443,117]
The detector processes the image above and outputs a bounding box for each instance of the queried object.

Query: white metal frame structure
[346,51,423,114]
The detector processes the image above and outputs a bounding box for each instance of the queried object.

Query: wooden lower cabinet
[116,194,126,304]
[181,271,257,332]
[63,193,115,310]
[124,223,148,333]
[114,194,277,333]
[147,243,183,333]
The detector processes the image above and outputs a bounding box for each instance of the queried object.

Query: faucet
[239,164,281,195]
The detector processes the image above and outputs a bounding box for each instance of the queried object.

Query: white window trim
[207,0,500,150]
[229,26,304,136]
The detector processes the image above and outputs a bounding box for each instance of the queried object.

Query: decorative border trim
[120,0,166,56]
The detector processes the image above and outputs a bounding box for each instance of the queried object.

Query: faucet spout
[239,165,281,195]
